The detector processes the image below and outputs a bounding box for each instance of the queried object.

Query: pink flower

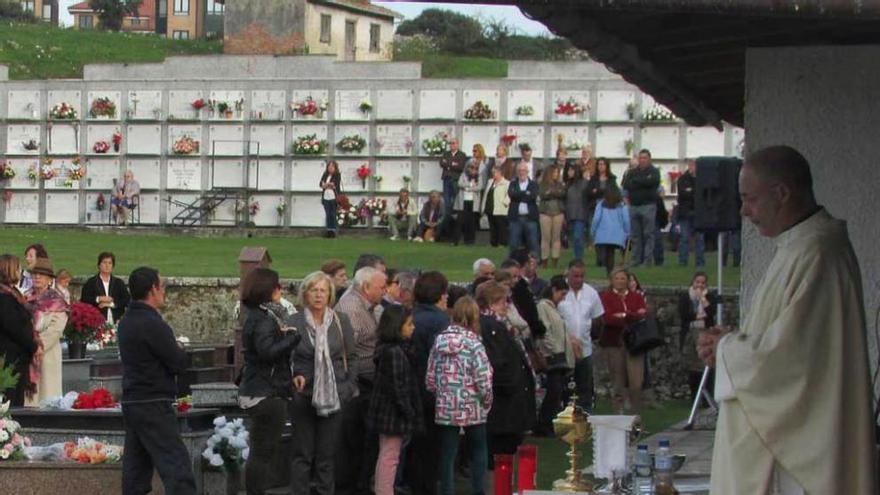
[11,434,21,446]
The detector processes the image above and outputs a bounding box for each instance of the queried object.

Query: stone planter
[202,468,244,495]
[0,462,124,494]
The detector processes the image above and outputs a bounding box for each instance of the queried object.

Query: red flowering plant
[500,134,517,146]
[73,388,117,410]
[112,132,122,152]
[176,395,193,413]
[192,98,207,111]
[356,164,372,188]
[96,193,106,211]
[64,302,107,345]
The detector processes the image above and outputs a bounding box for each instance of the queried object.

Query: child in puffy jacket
[426,296,493,495]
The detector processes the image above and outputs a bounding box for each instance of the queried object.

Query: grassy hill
[0,22,222,80]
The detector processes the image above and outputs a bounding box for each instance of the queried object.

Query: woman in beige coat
[24,258,69,406]
[480,165,510,247]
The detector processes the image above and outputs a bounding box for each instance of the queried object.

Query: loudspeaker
[694,156,742,232]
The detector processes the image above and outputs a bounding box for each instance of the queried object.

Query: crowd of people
[319,141,742,269]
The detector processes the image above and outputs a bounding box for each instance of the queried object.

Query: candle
[494,454,514,495]
[517,444,538,491]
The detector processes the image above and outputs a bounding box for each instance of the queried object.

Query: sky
[58,1,552,35]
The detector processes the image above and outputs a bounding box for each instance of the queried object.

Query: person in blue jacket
[590,186,630,275]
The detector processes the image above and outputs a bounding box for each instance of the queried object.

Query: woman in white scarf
[678,271,717,404]
[289,271,358,495]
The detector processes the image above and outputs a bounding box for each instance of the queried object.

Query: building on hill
[68,0,225,39]
[223,0,402,60]
[20,0,58,24]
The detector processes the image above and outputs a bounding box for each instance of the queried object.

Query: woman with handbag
[591,187,630,276]
[238,268,302,495]
[534,275,574,436]
[598,267,647,414]
[289,271,358,495]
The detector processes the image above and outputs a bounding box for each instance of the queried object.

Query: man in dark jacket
[622,149,661,266]
[118,267,194,495]
[439,138,467,239]
[677,159,705,266]
[508,162,541,259]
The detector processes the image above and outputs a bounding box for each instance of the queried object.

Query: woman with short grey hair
[289,271,358,495]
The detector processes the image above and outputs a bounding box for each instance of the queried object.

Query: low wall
[69,277,739,400]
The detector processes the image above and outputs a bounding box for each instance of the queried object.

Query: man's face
[522,149,532,161]
[687,160,696,175]
[430,193,440,205]
[739,165,785,237]
[638,152,651,168]
[504,266,521,280]
[450,139,459,152]
[517,164,529,181]
[152,277,166,308]
[99,257,114,276]
[362,273,388,305]
[477,263,495,280]
[567,267,585,291]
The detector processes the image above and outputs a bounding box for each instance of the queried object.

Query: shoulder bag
[622,298,664,355]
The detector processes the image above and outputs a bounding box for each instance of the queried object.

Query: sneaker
[413,237,423,243]
[389,235,399,241]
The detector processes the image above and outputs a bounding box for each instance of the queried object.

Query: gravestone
[168,125,202,155]
[461,125,500,156]
[551,125,591,153]
[289,160,325,191]
[86,91,121,121]
[3,192,39,223]
[84,158,120,191]
[418,124,455,156]
[334,124,370,156]
[209,90,245,121]
[250,124,286,156]
[44,192,80,224]
[167,193,199,219]
[248,195,285,227]
[506,125,545,158]
[640,126,680,159]
[46,124,78,155]
[335,89,370,121]
[210,158,245,189]
[136,193,161,224]
[168,90,204,120]
[126,158,160,189]
[552,90,591,122]
[507,90,545,122]
[290,89,329,120]
[208,124,245,156]
[167,160,202,190]
[126,124,162,155]
[3,158,40,189]
[419,90,456,120]
[375,125,412,156]
[127,90,163,120]
[85,192,110,224]
[595,125,635,158]
[47,90,82,119]
[250,90,286,121]
[376,90,414,120]
[86,124,122,156]
[417,161,443,193]
[251,159,285,191]
[6,124,41,154]
[289,195,325,227]
[462,89,500,121]
[7,90,41,119]
[374,160,412,193]
[597,90,636,121]
[686,127,725,158]
[291,124,328,153]
[338,159,370,193]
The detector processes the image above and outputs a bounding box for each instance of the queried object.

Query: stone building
[19,0,58,24]
[68,0,226,39]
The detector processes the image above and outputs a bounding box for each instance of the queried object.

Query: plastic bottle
[654,439,679,495]
[633,444,653,494]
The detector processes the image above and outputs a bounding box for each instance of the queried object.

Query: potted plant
[201,417,248,495]
[64,302,107,359]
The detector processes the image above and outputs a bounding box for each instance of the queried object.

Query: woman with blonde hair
[538,164,566,268]
[426,296,493,495]
[288,271,358,495]
[493,143,515,180]
[24,258,68,407]
[0,254,38,407]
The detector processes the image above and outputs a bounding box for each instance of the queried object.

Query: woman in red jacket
[598,267,647,414]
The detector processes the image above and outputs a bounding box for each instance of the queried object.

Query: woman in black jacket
[475,280,536,469]
[319,160,342,238]
[238,268,301,495]
[0,254,38,407]
[80,251,131,323]
[367,305,423,495]
[678,271,718,404]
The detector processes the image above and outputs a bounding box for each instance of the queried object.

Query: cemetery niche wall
[0,57,742,227]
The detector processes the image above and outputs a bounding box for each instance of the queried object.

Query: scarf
[305,308,341,417]
[689,286,710,322]
[24,288,69,397]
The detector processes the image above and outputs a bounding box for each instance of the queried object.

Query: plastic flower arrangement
[336,194,357,227]
[192,98,207,110]
[421,132,450,156]
[356,164,372,188]
[363,197,387,217]
[292,134,328,155]
[642,105,677,122]
[112,132,122,152]
[514,105,535,116]
[202,416,249,472]
[172,136,200,155]
[72,388,117,410]
[464,100,494,121]
[93,140,110,154]
[27,164,39,181]
[64,437,122,464]
[336,134,367,153]
[89,97,117,119]
[175,395,193,413]
[359,99,373,114]
[500,134,517,146]
[276,200,287,216]
[0,383,31,461]
[50,102,78,120]
[22,139,39,151]
[555,97,588,116]
[39,163,56,181]
[0,160,15,180]
[64,302,107,345]
[248,201,260,216]
[96,193,106,211]
[291,96,328,117]
[68,162,87,181]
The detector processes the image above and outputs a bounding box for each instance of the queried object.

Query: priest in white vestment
[698,145,878,495]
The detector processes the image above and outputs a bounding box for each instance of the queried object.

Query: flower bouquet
[464,100,494,121]
[276,200,287,216]
[172,136,200,155]
[176,395,193,413]
[0,369,31,461]
[555,97,588,116]
[93,140,110,154]
[291,96,328,117]
[192,98,207,111]
[500,134,517,146]
[336,194,357,228]
[642,105,676,122]
[357,164,372,188]
[202,416,249,472]
[64,302,107,346]
[68,162,86,181]
[514,105,535,116]
[96,322,117,347]
[359,99,373,114]
[421,132,450,156]
[89,97,117,119]
[112,132,122,152]
[22,139,39,151]
[39,164,56,181]
[292,134,328,155]
[73,388,117,410]
[0,160,14,180]
[564,138,586,151]
[27,165,39,182]
[50,102,78,120]
[625,101,637,120]
[96,193,106,211]
[623,138,635,156]
[63,437,122,464]
[337,134,367,153]
[248,201,260,216]
[363,197,387,217]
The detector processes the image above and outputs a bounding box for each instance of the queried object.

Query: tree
[89,0,142,31]
[396,8,484,55]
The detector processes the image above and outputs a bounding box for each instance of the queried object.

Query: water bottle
[654,439,679,495]
[633,444,652,493]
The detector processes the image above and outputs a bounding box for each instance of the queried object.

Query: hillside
[0,22,222,80]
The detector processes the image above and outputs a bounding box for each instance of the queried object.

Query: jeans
[509,216,540,259]
[441,178,458,236]
[245,398,288,494]
[722,229,742,267]
[570,220,586,261]
[439,424,488,495]
[454,205,478,244]
[629,203,657,265]
[290,393,343,495]
[573,356,594,413]
[595,244,619,276]
[122,401,196,495]
[677,215,705,266]
[322,199,337,232]
[390,214,417,239]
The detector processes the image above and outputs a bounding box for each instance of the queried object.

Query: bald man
[698,146,877,494]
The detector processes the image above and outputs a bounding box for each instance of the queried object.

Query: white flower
[213,416,227,427]
[219,426,234,438]
[232,418,244,428]
[202,447,214,460]
[0,448,9,460]
[209,453,224,467]
[0,430,8,442]
[0,399,9,415]
[229,436,248,449]
[242,447,250,460]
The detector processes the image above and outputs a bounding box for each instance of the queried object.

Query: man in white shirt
[557,260,604,412]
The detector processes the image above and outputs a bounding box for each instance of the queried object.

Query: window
[172,30,190,40]
[41,3,51,21]
[319,14,331,43]
[20,1,34,13]
[206,0,224,15]
[159,0,167,16]
[369,23,380,53]
[79,15,93,29]
[173,0,189,15]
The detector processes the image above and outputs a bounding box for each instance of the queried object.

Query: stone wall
[223,0,307,55]
[70,276,739,399]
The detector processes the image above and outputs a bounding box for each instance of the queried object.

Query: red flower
[73,388,117,409]
[192,99,206,110]
[65,302,107,343]
[357,165,371,179]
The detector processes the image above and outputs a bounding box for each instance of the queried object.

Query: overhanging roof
[429,0,880,128]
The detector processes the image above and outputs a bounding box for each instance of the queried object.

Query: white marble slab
[290,160,326,192]
[417,124,455,156]
[166,159,202,190]
[505,125,545,158]
[334,124,370,156]
[127,90,163,120]
[417,161,444,193]
[7,91,41,120]
[208,124,245,156]
[374,160,413,193]
[250,90,286,121]
[6,124,41,154]
[136,193,161,224]
[335,89,370,121]
[84,158,120,190]
[419,90,456,120]
[126,124,162,155]
[551,126,591,154]
[289,195,325,227]
[507,90,544,122]
[3,191,39,223]
[45,192,80,224]
[552,90,591,121]
[375,125,413,156]
[338,159,371,193]
[86,91,121,120]
[248,195,286,227]
[47,123,79,155]
[2,158,40,189]
[376,90,413,120]
[461,125,500,156]
[290,90,329,120]
[167,194,199,220]
[168,90,204,120]
[595,125,635,158]
[209,90,246,121]
[126,159,160,189]
[210,158,246,188]
[640,126,680,159]
[597,90,636,121]
[462,89,500,121]
[249,124,286,156]
[686,127,725,158]
[291,124,328,144]
[47,90,82,119]
[250,159,285,191]
[168,125,202,155]
[86,124,122,156]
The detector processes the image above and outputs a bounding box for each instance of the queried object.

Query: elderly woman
[112,170,140,225]
[453,160,483,246]
[289,271,358,495]
[23,258,69,407]
[80,251,131,324]
[480,165,510,248]
[475,280,536,468]
[0,254,38,407]
[238,268,301,494]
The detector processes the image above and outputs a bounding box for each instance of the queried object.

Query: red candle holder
[494,454,514,495]
[517,444,538,492]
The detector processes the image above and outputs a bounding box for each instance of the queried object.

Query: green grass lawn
[0,22,221,80]
[0,227,739,287]
[419,54,508,78]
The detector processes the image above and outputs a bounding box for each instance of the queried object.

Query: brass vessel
[552,394,594,493]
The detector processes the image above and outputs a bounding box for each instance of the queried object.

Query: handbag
[623,317,664,355]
